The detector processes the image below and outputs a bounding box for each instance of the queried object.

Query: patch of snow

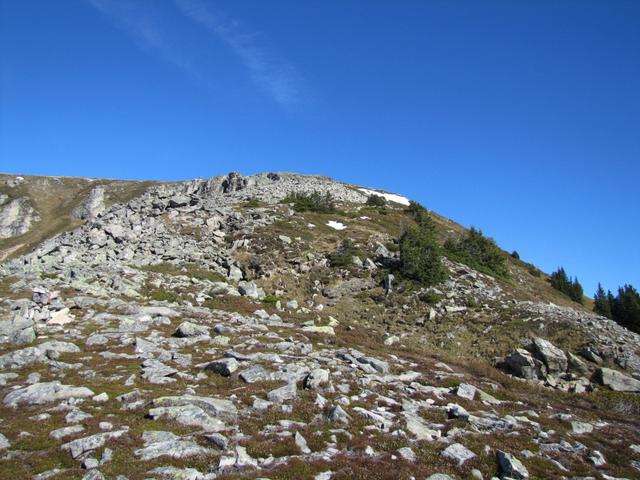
[359,216,370,220]
[358,187,410,206]
[326,221,346,230]
[308,223,316,228]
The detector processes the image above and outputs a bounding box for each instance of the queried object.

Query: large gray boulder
[596,368,640,392]
[531,338,568,374]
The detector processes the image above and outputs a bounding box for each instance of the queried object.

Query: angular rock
[205,358,239,377]
[442,443,476,466]
[455,383,476,401]
[497,450,529,479]
[532,338,568,374]
[267,382,297,403]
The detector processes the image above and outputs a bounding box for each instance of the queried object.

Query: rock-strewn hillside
[1,172,639,480]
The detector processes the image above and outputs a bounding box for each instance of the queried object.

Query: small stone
[397,446,416,462]
[589,450,606,466]
[93,392,109,402]
[82,458,100,470]
[0,433,11,449]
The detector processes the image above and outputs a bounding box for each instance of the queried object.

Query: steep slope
[0,171,639,479]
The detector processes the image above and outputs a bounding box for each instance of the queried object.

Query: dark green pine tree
[612,284,640,333]
[593,283,612,318]
[570,277,584,304]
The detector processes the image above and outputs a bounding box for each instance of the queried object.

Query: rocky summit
[0,171,639,480]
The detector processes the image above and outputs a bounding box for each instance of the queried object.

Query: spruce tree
[399,210,447,286]
[593,283,612,318]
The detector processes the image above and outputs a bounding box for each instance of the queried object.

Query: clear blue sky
[1,0,639,296]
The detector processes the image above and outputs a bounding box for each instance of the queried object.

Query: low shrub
[419,290,442,304]
[262,294,280,304]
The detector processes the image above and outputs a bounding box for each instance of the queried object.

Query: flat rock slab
[4,381,94,407]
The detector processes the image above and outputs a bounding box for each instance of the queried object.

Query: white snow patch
[358,187,410,206]
[308,223,316,228]
[326,221,347,231]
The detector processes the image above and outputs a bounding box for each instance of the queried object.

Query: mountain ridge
[1,170,639,479]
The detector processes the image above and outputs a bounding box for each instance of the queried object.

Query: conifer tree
[593,283,612,318]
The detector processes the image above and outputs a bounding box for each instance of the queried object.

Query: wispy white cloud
[174,0,303,107]
[85,0,199,79]
[86,0,305,108]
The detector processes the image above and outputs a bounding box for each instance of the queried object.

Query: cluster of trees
[282,191,336,213]
[594,283,640,333]
[365,195,387,208]
[549,267,584,304]
[399,201,509,286]
[443,227,509,278]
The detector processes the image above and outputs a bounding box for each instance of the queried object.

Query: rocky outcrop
[0,198,39,238]
[72,186,106,220]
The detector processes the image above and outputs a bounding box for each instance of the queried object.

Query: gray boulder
[174,321,209,338]
[238,281,265,300]
[205,358,239,377]
[596,367,640,392]
[532,338,568,374]
[503,348,544,380]
[497,450,529,479]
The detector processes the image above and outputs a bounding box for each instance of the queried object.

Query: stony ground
[1,172,640,480]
